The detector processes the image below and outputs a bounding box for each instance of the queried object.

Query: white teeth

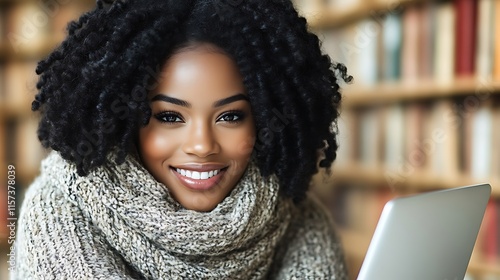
[175,168,222,180]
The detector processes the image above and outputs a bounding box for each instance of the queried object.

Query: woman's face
[138,44,256,212]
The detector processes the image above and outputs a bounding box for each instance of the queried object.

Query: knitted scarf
[31,152,293,279]
[14,152,349,279]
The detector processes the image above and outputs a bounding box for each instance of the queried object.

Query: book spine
[434,2,456,84]
[475,0,495,79]
[383,14,402,81]
[494,0,500,80]
[484,199,498,262]
[455,0,478,76]
[401,6,421,84]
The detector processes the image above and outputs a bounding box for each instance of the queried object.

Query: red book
[483,200,497,262]
[496,200,500,261]
[455,0,478,76]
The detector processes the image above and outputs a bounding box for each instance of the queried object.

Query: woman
[13,0,352,279]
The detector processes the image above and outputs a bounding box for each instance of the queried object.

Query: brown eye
[154,111,184,124]
[217,111,246,123]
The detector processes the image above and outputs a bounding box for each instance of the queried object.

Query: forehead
[152,45,245,99]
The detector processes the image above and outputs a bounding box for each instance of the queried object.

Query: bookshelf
[343,78,500,106]
[300,0,500,279]
[303,0,426,29]
[0,1,95,278]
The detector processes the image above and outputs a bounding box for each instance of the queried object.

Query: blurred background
[0,0,499,279]
[0,0,95,278]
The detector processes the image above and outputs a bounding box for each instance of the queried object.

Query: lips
[171,164,228,191]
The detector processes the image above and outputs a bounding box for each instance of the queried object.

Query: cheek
[139,125,176,161]
[221,125,256,161]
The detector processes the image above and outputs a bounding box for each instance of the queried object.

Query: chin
[183,202,219,212]
[176,195,224,212]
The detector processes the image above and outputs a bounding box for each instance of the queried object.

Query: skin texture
[138,44,256,212]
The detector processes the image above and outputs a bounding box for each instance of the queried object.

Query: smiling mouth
[170,166,229,191]
[174,167,226,180]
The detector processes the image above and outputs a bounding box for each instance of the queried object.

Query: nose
[182,120,220,158]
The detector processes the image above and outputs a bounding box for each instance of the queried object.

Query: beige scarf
[51,152,293,279]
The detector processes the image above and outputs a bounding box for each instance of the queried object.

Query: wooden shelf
[306,0,424,29]
[329,163,500,197]
[341,78,500,107]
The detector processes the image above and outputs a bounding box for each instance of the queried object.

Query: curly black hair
[33,0,351,202]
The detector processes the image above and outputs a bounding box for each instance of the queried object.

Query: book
[356,19,380,85]
[482,199,498,262]
[433,2,456,84]
[494,0,500,80]
[475,0,495,80]
[426,100,460,176]
[404,103,428,173]
[359,107,382,168]
[383,104,406,172]
[491,103,500,182]
[418,2,436,81]
[470,103,493,180]
[401,5,421,84]
[382,13,402,81]
[454,0,478,77]
[496,199,500,262]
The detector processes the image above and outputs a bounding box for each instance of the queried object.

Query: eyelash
[154,111,183,124]
[217,110,246,124]
[153,110,246,124]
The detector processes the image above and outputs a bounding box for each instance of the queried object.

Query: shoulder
[16,153,80,241]
[271,193,349,279]
[13,171,86,279]
[12,154,134,279]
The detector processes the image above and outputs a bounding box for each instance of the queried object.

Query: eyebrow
[151,93,249,108]
[151,95,191,108]
[212,93,249,107]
